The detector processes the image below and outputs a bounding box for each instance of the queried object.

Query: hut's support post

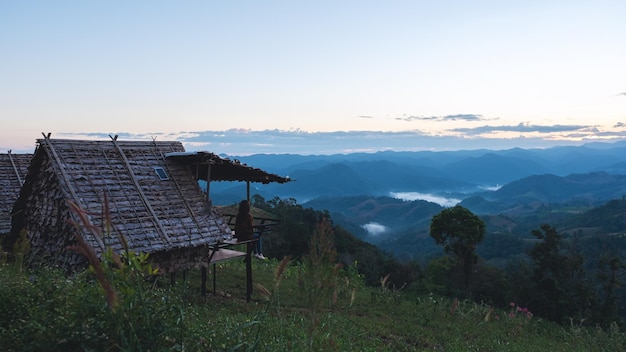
[246,242,253,302]
[201,267,207,297]
[170,272,176,286]
[213,263,217,295]
[246,181,250,203]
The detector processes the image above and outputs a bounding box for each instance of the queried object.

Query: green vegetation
[2,256,626,351]
[430,205,485,290]
[2,196,626,350]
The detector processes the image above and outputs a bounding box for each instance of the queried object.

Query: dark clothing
[235,213,254,241]
[234,200,263,256]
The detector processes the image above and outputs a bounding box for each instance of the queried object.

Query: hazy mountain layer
[211,141,626,206]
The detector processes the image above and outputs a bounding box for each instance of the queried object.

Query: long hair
[237,200,250,217]
[235,200,253,239]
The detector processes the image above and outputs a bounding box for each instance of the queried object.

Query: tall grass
[2,256,626,350]
[2,207,626,351]
[298,218,342,351]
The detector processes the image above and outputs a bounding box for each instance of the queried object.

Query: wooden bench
[202,238,258,302]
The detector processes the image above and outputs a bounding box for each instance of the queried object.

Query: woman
[234,200,266,259]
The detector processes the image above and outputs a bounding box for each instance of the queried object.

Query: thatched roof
[165,151,290,184]
[9,137,240,270]
[0,152,31,234]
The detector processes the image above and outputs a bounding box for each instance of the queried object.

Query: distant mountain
[534,145,626,174]
[442,153,550,184]
[210,156,476,204]
[488,172,625,203]
[277,163,374,200]
[211,141,625,204]
[455,172,626,218]
[208,142,626,266]
[559,198,626,234]
[208,141,626,221]
[600,162,626,175]
[232,141,625,178]
[303,196,443,244]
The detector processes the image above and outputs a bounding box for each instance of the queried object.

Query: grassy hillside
[1,258,625,351]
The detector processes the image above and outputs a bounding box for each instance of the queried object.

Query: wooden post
[213,263,217,295]
[246,242,253,302]
[201,267,207,297]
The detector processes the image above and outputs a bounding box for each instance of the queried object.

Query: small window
[154,167,169,180]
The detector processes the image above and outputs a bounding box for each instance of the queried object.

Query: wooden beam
[7,150,24,186]
[42,133,106,251]
[110,137,172,244]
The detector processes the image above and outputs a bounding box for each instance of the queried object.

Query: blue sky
[1,1,625,155]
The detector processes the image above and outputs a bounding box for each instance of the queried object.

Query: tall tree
[528,224,595,323]
[430,205,485,290]
[597,254,626,327]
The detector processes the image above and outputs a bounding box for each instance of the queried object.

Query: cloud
[582,130,626,138]
[358,115,375,119]
[451,122,590,135]
[57,131,178,140]
[176,129,480,155]
[442,114,487,121]
[618,92,626,96]
[390,192,460,207]
[361,222,388,236]
[396,114,488,122]
[46,128,626,156]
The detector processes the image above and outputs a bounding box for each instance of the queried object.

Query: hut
[0,151,31,235]
[7,135,288,273]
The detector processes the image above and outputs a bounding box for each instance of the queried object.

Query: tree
[256,195,415,287]
[430,205,485,290]
[596,254,626,327]
[527,224,595,323]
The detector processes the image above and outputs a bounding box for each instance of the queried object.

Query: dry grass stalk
[450,297,459,314]
[254,283,272,301]
[380,273,390,290]
[332,263,342,305]
[274,255,291,289]
[484,307,494,322]
[66,200,119,311]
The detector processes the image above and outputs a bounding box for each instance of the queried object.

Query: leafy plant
[12,229,30,273]
[65,198,186,350]
[370,273,405,304]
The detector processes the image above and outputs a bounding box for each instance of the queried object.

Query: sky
[1,1,625,155]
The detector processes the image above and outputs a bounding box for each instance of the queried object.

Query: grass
[171,258,626,351]
[1,254,626,351]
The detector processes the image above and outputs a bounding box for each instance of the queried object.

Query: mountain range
[208,141,626,261]
[211,141,626,206]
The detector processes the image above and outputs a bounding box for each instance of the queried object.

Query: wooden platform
[208,248,246,264]
[202,238,258,302]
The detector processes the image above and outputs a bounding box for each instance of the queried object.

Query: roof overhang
[165,151,290,184]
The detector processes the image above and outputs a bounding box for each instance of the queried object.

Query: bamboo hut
[0,152,31,235]
[6,135,288,272]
